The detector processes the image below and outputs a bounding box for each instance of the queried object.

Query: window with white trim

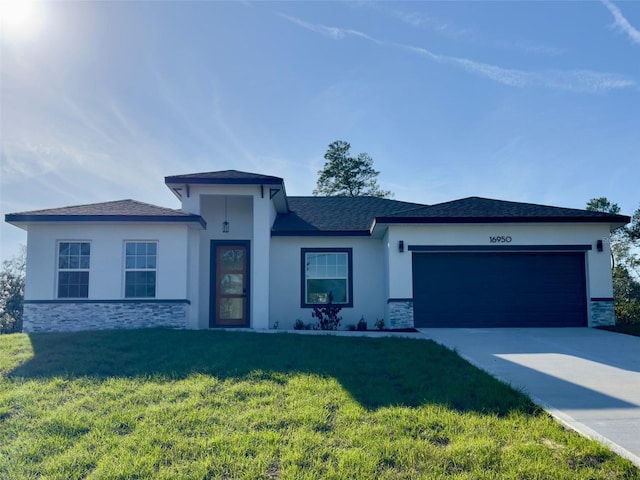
[124,242,157,298]
[301,248,353,307]
[57,241,90,298]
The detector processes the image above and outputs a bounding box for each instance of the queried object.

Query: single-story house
[5,169,630,332]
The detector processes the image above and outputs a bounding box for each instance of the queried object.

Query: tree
[0,246,26,334]
[313,140,392,198]
[586,197,621,215]
[587,198,640,324]
[586,197,640,274]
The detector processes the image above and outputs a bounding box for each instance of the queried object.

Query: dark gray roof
[5,199,206,227]
[165,170,283,185]
[273,196,630,235]
[376,197,631,224]
[272,197,428,235]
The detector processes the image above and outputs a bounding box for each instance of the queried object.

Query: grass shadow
[8,329,538,415]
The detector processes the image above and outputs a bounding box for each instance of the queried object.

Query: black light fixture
[222,196,230,233]
[398,240,404,253]
[596,239,603,252]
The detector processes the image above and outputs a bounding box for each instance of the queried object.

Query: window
[301,248,353,307]
[57,241,90,298]
[124,242,157,298]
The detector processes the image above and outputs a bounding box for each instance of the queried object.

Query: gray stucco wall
[22,301,188,333]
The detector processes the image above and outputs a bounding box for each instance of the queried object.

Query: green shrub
[311,291,342,331]
[615,301,640,325]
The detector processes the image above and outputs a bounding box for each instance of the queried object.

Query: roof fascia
[271,230,370,237]
[165,176,283,186]
[4,214,207,229]
[375,215,631,225]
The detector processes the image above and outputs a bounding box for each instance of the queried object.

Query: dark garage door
[412,252,587,327]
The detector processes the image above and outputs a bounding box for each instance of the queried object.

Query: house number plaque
[489,236,512,243]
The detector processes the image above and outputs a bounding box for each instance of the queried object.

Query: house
[5,170,630,333]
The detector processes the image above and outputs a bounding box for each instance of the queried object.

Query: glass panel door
[212,244,248,327]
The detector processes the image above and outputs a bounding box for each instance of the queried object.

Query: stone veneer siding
[22,301,188,333]
[388,299,414,329]
[589,299,615,327]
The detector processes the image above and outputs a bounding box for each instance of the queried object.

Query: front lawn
[0,329,638,479]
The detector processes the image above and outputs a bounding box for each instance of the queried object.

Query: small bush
[346,324,356,331]
[0,247,25,334]
[356,316,367,331]
[293,319,313,330]
[374,319,385,330]
[312,291,342,331]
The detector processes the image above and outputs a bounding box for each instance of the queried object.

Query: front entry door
[210,241,250,327]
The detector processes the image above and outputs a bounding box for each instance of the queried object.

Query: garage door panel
[412,252,587,328]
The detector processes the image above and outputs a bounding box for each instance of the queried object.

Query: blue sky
[1,1,639,261]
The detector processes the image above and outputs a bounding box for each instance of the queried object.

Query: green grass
[1,329,638,479]
[598,324,640,337]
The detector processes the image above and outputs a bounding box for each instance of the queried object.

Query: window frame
[56,241,91,299]
[300,248,353,308]
[123,241,158,299]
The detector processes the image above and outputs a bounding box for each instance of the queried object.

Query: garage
[412,250,588,328]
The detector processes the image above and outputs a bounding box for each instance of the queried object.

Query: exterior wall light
[596,239,603,252]
[398,240,404,253]
[222,196,230,233]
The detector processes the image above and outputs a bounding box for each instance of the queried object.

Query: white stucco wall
[194,193,253,327]
[269,236,386,329]
[183,185,274,329]
[384,222,614,301]
[24,223,190,301]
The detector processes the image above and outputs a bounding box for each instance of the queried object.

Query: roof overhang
[370,215,631,236]
[165,176,284,185]
[271,230,370,237]
[165,176,290,213]
[5,214,206,230]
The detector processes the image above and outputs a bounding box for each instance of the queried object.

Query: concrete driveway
[418,327,640,467]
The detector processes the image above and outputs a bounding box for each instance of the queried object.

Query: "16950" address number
[489,235,512,243]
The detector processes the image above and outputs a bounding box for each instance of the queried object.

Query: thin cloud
[278,13,377,43]
[391,9,473,40]
[388,6,564,56]
[283,15,635,94]
[445,57,634,93]
[601,0,640,45]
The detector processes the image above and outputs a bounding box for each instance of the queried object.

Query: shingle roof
[376,197,631,224]
[272,196,630,235]
[7,195,629,236]
[5,199,206,228]
[165,170,284,185]
[272,197,428,235]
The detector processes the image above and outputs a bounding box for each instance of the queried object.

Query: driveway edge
[443,345,640,468]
